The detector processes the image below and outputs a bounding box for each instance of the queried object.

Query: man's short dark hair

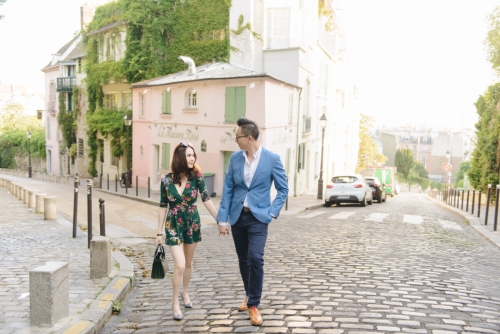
[237,117,259,140]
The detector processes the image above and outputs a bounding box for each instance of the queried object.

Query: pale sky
[344,0,499,129]
[0,0,498,130]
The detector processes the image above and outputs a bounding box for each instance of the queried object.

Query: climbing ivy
[83,0,231,176]
[231,14,262,41]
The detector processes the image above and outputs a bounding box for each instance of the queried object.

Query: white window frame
[104,92,118,110]
[188,90,197,107]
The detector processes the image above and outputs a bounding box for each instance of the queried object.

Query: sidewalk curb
[56,263,133,334]
[96,188,158,206]
[304,203,326,211]
[426,195,500,249]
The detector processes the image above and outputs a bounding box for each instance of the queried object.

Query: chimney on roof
[178,56,197,75]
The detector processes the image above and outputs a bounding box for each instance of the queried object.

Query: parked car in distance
[324,174,373,207]
[394,183,400,195]
[365,176,386,203]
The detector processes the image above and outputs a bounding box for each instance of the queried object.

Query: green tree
[487,5,500,76]
[356,114,387,172]
[0,103,41,132]
[454,161,471,188]
[394,149,429,191]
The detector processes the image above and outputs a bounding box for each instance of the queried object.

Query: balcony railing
[303,115,311,134]
[56,77,76,92]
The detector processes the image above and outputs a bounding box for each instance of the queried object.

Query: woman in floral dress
[156,142,218,320]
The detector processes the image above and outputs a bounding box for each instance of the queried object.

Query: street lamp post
[124,115,132,188]
[317,113,328,200]
[26,131,32,178]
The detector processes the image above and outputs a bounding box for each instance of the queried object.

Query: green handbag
[151,245,168,279]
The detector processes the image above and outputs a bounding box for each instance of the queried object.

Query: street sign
[442,163,452,172]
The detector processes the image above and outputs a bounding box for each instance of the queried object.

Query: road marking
[365,212,389,222]
[403,215,423,224]
[300,211,328,218]
[438,219,463,230]
[328,211,356,219]
[106,224,147,244]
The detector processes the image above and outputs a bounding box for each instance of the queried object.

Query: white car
[324,174,373,207]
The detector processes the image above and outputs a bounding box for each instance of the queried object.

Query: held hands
[218,225,230,237]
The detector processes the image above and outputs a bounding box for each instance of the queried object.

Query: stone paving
[100,192,500,333]
[0,186,117,333]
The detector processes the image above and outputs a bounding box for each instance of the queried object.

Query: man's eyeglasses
[235,135,249,141]
[180,142,193,147]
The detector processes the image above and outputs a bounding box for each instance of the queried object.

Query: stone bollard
[24,188,29,204]
[29,261,69,327]
[28,190,36,209]
[43,196,57,220]
[90,236,111,279]
[35,193,46,214]
[18,187,24,201]
[6,180,10,192]
[64,175,68,184]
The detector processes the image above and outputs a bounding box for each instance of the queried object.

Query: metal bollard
[485,184,492,225]
[99,173,102,189]
[87,179,93,248]
[461,190,464,210]
[472,190,476,215]
[107,174,109,190]
[148,176,150,198]
[73,174,79,238]
[456,190,459,208]
[136,175,138,196]
[494,185,500,232]
[466,190,470,212]
[99,198,105,236]
[478,190,482,217]
[125,173,128,195]
[115,174,118,192]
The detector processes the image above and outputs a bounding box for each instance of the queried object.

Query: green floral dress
[160,172,210,245]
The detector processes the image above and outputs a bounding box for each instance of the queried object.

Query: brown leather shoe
[248,306,263,326]
[237,297,248,312]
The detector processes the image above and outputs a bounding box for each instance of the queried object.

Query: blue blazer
[216,147,289,225]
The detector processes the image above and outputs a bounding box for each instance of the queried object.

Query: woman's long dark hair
[170,143,200,186]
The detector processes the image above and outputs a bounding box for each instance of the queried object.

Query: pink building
[130,59,299,196]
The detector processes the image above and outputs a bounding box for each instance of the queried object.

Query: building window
[298,143,306,170]
[78,139,84,157]
[140,93,146,118]
[201,140,207,152]
[422,162,426,168]
[110,142,118,167]
[405,137,409,143]
[104,93,117,110]
[122,91,132,110]
[67,92,74,111]
[422,154,426,161]
[188,90,197,107]
[413,145,417,151]
[162,90,171,114]
[422,137,427,143]
[225,86,246,123]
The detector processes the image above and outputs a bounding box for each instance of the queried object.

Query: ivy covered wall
[82,0,231,176]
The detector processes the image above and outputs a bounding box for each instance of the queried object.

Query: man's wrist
[217,221,229,226]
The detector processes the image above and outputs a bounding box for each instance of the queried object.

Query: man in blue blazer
[216,117,289,326]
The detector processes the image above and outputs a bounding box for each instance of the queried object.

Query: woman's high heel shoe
[173,312,183,320]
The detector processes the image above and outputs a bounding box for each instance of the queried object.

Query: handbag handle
[154,244,166,258]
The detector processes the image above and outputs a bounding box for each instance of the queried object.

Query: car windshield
[332,176,357,183]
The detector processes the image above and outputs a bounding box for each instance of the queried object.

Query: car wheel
[360,196,366,207]
[335,201,341,206]
[325,201,332,207]
[382,194,386,202]
[368,197,373,205]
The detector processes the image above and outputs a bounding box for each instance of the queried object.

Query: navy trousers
[231,210,268,308]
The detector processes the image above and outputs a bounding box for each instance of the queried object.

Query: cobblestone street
[101,192,500,333]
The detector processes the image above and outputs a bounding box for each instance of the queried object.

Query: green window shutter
[161,143,170,170]
[234,86,246,120]
[166,90,171,114]
[225,87,235,123]
[288,93,293,123]
[161,91,167,114]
